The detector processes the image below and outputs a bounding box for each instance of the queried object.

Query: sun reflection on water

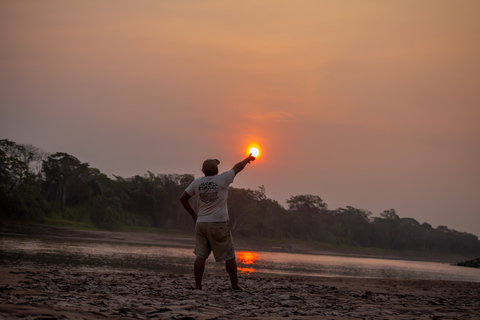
[237,251,259,274]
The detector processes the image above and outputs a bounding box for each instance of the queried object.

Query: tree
[227,186,286,238]
[42,152,91,207]
[331,206,372,245]
[90,195,123,230]
[373,209,412,250]
[0,140,45,220]
[108,172,195,229]
[228,187,258,234]
[285,195,329,240]
[0,147,30,193]
[0,139,47,176]
[250,191,286,239]
[380,208,399,220]
[287,194,327,212]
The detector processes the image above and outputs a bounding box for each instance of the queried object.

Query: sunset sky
[1,1,479,236]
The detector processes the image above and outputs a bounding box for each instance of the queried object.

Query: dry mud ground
[1,223,479,319]
[1,268,479,320]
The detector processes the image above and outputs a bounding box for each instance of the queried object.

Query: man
[179,154,255,290]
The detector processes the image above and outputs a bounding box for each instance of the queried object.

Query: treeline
[1,139,479,256]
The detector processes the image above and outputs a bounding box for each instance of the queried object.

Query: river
[1,235,478,282]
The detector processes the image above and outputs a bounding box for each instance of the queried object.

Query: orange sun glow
[237,251,259,265]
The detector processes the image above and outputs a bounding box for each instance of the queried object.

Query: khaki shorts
[194,222,235,262]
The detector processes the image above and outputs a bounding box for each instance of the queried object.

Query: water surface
[1,235,478,282]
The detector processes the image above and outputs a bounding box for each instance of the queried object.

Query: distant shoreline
[0,221,471,264]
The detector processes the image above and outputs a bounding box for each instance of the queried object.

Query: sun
[246,143,261,158]
[249,147,259,157]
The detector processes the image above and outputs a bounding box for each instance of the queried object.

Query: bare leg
[225,258,243,290]
[194,256,206,290]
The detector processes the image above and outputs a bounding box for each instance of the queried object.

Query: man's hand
[233,154,255,175]
[191,212,198,223]
[180,191,197,224]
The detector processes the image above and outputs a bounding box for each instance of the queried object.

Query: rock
[455,257,480,268]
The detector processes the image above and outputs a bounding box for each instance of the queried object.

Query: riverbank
[1,267,479,320]
[0,222,472,264]
[1,222,479,319]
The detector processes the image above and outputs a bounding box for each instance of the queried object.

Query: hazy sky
[1,1,479,236]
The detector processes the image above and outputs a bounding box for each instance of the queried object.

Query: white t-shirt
[185,170,235,222]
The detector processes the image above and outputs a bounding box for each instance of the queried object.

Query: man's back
[185,170,235,222]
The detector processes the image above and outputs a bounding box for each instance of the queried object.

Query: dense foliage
[1,139,479,256]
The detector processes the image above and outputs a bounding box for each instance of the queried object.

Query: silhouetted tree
[42,152,91,207]
[331,206,372,246]
[0,140,45,220]
[285,195,329,240]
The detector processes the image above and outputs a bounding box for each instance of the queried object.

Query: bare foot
[232,285,244,291]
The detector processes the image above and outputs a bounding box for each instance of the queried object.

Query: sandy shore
[1,267,479,320]
[1,223,479,319]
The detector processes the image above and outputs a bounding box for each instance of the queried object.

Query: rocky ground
[1,268,479,320]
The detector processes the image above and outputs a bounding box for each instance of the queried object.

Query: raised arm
[232,154,256,175]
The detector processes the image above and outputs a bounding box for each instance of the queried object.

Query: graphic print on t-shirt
[199,181,218,203]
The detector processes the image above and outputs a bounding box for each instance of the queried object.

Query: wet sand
[1,267,479,320]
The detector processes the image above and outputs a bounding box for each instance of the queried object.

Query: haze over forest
[1,139,479,257]
[1,1,479,236]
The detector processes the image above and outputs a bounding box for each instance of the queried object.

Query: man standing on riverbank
[180,155,255,290]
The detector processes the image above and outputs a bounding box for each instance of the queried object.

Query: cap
[202,159,220,172]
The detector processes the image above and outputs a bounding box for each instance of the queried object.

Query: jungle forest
[1,139,479,256]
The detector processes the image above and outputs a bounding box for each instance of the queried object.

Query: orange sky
[1,1,479,235]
